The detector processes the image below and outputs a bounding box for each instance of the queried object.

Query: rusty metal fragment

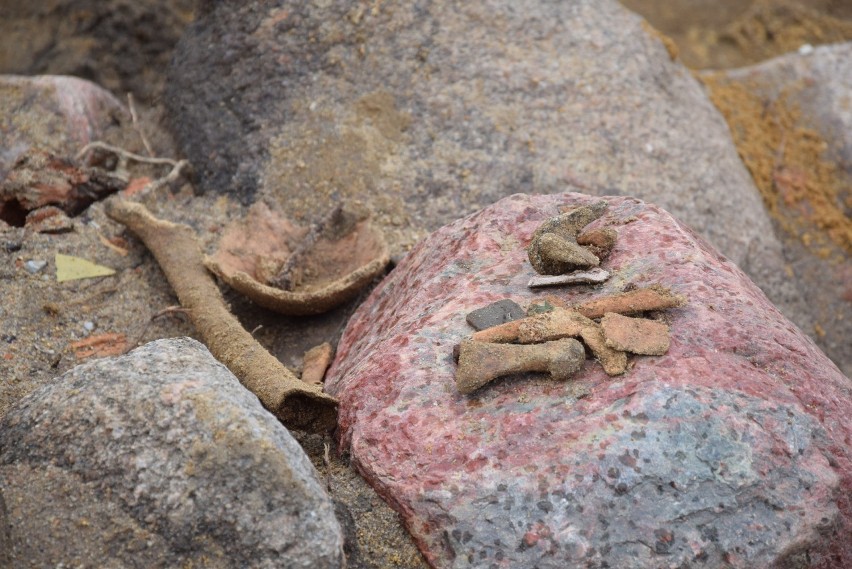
[466,299,525,330]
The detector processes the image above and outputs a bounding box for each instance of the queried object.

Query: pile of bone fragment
[454,201,686,394]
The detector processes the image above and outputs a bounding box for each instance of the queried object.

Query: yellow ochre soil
[625,0,852,260]
[700,74,852,259]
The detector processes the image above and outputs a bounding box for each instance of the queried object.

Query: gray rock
[0,337,344,568]
[701,42,852,377]
[166,0,809,356]
[23,259,46,274]
[465,299,525,331]
[0,487,10,568]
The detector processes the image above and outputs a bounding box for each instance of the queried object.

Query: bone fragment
[105,199,338,433]
[577,227,618,260]
[301,342,335,385]
[578,325,628,376]
[536,232,600,272]
[455,338,586,394]
[527,201,607,275]
[517,310,589,343]
[601,313,670,355]
[470,319,525,343]
[528,268,610,288]
[574,285,686,319]
[519,309,627,376]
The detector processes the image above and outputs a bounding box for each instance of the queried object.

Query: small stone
[465,299,525,331]
[601,312,670,355]
[24,259,47,274]
[83,321,95,332]
[25,206,74,234]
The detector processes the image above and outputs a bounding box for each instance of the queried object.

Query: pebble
[24,259,46,274]
[465,299,526,331]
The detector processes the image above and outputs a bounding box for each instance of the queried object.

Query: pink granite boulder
[326,193,852,568]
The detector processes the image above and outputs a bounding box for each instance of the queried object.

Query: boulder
[165,0,808,338]
[700,42,852,377]
[326,193,852,568]
[0,337,344,568]
[0,0,194,104]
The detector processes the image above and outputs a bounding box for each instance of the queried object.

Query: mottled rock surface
[0,337,344,568]
[326,193,852,568]
[166,0,809,339]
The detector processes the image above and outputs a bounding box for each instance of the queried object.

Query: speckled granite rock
[165,0,810,341]
[0,337,344,568]
[0,75,136,178]
[326,193,852,568]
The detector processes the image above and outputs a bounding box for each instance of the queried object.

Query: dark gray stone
[465,299,525,331]
[165,0,809,345]
[0,0,194,104]
[0,337,344,568]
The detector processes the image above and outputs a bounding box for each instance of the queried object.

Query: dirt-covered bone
[104,198,338,433]
[455,338,586,394]
[527,201,608,275]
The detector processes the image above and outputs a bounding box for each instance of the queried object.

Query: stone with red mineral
[326,193,851,568]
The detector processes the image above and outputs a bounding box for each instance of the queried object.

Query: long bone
[455,338,585,394]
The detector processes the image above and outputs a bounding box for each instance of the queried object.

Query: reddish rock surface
[326,193,852,568]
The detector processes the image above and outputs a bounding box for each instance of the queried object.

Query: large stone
[0,0,195,104]
[618,0,852,69]
[326,193,852,568]
[165,0,807,337]
[0,337,344,568]
[700,42,852,377]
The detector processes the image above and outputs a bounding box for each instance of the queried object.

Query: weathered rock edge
[326,193,852,568]
[0,337,344,568]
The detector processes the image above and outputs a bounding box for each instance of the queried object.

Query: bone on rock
[526,201,607,275]
[455,338,586,394]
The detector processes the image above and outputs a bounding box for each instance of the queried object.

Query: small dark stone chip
[466,299,525,331]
